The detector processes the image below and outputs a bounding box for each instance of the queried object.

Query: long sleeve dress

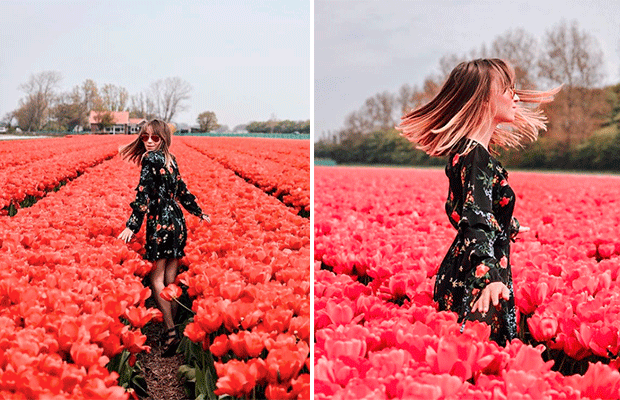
[126,150,203,261]
[434,138,520,346]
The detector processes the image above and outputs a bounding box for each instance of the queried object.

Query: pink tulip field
[314,166,620,399]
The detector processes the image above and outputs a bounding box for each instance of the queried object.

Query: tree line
[246,119,310,134]
[316,20,620,170]
[3,74,192,132]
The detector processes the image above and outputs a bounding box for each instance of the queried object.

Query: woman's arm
[176,172,206,219]
[459,147,503,287]
[458,147,510,312]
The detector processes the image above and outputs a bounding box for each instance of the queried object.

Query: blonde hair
[397,58,560,156]
[119,119,174,167]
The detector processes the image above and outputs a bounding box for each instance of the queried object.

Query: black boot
[162,327,180,357]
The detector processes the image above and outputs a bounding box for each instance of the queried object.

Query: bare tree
[397,84,414,116]
[14,100,38,131]
[437,53,465,83]
[538,20,606,148]
[79,79,102,111]
[2,111,16,128]
[17,71,62,131]
[338,90,397,142]
[51,92,82,131]
[63,79,103,129]
[340,111,369,142]
[436,31,539,90]
[364,91,395,131]
[538,20,605,88]
[396,77,442,119]
[148,77,192,122]
[129,92,157,120]
[491,28,539,88]
[100,84,129,111]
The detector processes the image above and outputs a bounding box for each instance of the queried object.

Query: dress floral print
[434,139,520,346]
[126,150,203,261]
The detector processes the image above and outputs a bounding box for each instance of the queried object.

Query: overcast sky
[0,0,310,129]
[316,0,620,140]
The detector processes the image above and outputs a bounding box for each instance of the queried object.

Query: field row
[180,137,310,214]
[172,141,310,398]
[314,166,620,399]
[1,135,310,217]
[0,136,131,211]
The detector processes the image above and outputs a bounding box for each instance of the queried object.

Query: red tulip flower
[214,360,257,397]
[209,334,230,358]
[160,284,182,302]
[183,321,206,343]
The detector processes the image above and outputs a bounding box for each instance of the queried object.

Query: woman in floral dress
[397,59,559,345]
[118,119,210,355]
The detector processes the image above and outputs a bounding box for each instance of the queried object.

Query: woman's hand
[201,214,211,223]
[471,282,510,313]
[118,227,134,243]
[519,226,530,233]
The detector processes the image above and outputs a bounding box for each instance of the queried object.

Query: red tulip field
[0,135,310,399]
[315,166,620,399]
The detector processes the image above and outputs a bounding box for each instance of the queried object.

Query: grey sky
[316,0,620,140]
[1,0,310,129]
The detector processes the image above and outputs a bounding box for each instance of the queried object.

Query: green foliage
[196,111,220,132]
[3,195,39,217]
[319,83,620,171]
[246,120,310,134]
[177,324,218,400]
[94,111,115,128]
[498,123,620,171]
[518,312,614,377]
[315,128,444,166]
[322,84,620,171]
[106,350,148,398]
[572,131,620,171]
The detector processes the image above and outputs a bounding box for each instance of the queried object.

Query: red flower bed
[315,166,620,399]
[0,135,130,211]
[0,137,309,399]
[181,136,310,213]
[171,142,310,399]
[0,156,158,399]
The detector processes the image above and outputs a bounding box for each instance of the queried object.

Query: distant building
[175,123,203,134]
[89,111,146,134]
[129,118,147,134]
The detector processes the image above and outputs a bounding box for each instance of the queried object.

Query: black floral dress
[126,150,203,261]
[434,139,520,346]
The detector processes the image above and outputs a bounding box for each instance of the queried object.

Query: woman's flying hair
[119,119,174,167]
[397,58,561,156]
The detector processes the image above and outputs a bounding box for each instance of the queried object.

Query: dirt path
[136,301,189,400]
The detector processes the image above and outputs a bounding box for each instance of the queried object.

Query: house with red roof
[89,111,146,134]
[128,118,147,134]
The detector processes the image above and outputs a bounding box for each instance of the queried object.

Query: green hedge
[177,132,310,140]
[314,130,444,167]
[316,128,620,172]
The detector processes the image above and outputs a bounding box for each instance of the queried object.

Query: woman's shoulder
[142,150,166,166]
[461,140,493,162]
[449,138,486,163]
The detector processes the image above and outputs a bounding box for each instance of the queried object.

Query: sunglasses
[505,84,516,97]
[140,134,161,143]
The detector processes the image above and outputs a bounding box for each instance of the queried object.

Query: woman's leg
[165,258,179,320]
[150,259,175,333]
